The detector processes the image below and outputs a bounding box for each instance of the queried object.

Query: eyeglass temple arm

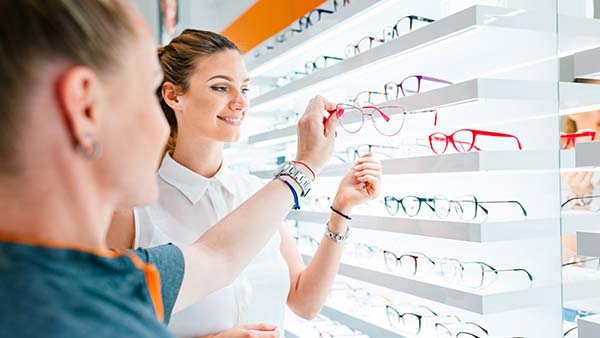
[561,195,600,207]
[478,200,527,216]
[472,130,523,149]
[405,109,438,126]
[562,257,600,267]
[419,75,452,84]
[489,268,534,282]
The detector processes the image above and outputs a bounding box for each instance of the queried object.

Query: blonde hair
[156,29,240,156]
[0,0,136,173]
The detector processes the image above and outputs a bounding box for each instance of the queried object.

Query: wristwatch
[325,222,350,243]
[273,161,312,197]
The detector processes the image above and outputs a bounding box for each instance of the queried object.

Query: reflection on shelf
[287,210,553,242]
[562,266,600,302]
[301,255,554,314]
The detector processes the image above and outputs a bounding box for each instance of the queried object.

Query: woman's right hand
[562,171,594,197]
[295,95,338,174]
[207,324,280,338]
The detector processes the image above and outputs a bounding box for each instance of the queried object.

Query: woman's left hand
[332,153,382,213]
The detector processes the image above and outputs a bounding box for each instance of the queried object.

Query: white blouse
[134,153,291,338]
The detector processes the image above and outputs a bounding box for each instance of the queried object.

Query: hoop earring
[76,133,102,160]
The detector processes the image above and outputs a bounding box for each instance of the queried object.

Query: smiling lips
[217,116,243,126]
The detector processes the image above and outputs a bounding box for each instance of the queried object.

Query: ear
[55,66,99,151]
[161,81,184,113]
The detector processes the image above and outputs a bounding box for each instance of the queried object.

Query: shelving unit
[246,0,394,77]
[320,306,408,338]
[301,255,553,314]
[249,5,556,113]
[248,78,556,147]
[577,231,600,257]
[288,210,553,242]
[578,314,600,338]
[285,330,301,338]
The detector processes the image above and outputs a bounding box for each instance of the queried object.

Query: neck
[171,136,224,178]
[0,152,111,250]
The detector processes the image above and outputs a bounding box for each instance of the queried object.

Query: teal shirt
[0,240,184,338]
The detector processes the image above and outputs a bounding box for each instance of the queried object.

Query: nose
[229,89,248,111]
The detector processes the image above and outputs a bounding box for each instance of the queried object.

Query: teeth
[220,117,241,122]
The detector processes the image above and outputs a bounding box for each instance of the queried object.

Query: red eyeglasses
[561,129,596,149]
[428,129,523,154]
[336,103,437,136]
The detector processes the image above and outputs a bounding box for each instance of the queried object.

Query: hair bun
[157,46,166,58]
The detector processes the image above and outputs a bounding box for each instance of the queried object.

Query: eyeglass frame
[434,320,489,338]
[428,129,523,154]
[437,257,534,289]
[561,129,596,149]
[561,195,600,209]
[387,15,435,39]
[345,36,387,58]
[336,103,438,137]
[384,75,453,100]
[305,55,344,73]
[383,194,528,221]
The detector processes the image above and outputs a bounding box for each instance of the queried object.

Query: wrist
[332,195,354,215]
[295,158,319,177]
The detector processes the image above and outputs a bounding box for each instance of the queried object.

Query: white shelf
[320,306,407,338]
[574,46,600,79]
[578,314,600,338]
[562,211,600,236]
[251,150,555,178]
[562,266,600,302]
[287,210,553,242]
[248,78,556,147]
[577,231,600,257]
[575,141,600,168]
[559,82,600,116]
[302,255,554,314]
[249,5,555,113]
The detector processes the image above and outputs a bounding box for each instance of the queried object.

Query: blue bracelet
[279,178,301,210]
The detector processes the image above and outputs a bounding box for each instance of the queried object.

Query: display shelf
[245,0,392,76]
[574,46,600,79]
[562,266,600,302]
[248,78,555,147]
[287,210,553,242]
[562,210,600,236]
[320,306,408,338]
[575,141,600,168]
[578,314,600,338]
[249,5,555,113]
[559,82,600,116]
[577,231,600,257]
[250,150,555,178]
[301,255,553,314]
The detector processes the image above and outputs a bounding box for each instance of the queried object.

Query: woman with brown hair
[0,1,345,337]
[107,29,382,338]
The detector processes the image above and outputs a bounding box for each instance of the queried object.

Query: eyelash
[210,86,250,95]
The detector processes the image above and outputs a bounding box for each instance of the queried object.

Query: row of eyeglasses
[302,194,527,221]
[275,15,437,87]
[328,281,524,337]
[286,312,370,338]
[254,0,351,58]
[294,235,533,290]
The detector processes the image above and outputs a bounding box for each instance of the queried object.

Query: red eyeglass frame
[428,129,523,154]
[560,129,596,149]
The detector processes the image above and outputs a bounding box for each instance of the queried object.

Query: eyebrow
[207,75,250,83]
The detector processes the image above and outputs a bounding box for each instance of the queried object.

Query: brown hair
[156,29,240,155]
[0,0,137,173]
